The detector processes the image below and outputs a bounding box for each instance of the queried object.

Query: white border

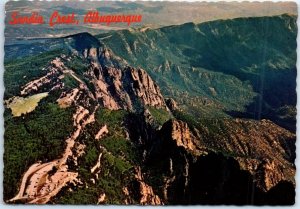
[0,0,299,208]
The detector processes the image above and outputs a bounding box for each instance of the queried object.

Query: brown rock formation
[166,98,178,112]
[7,32,295,205]
[167,119,196,151]
[9,34,170,204]
[155,118,295,204]
[84,47,168,111]
[134,167,163,205]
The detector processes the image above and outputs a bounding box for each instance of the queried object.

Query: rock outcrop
[9,33,169,204]
[133,167,163,205]
[6,32,296,206]
[19,33,168,113]
[86,62,168,111]
[84,45,168,111]
[166,98,178,112]
[162,119,196,151]
[149,118,296,204]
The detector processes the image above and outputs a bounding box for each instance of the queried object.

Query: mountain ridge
[95,13,296,131]
[4,14,297,205]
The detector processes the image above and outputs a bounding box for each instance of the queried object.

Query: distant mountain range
[5,14,297,131]
[5,1,297,43]
[4,14,297,205]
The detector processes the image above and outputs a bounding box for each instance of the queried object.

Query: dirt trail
[9,105,98,204]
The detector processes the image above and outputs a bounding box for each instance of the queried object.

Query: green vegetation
[3,14,297,204]
[4,49,66,98]
[63,55,89,76]
[6,92,49,117]
[96,108,128,127]
[97,151,134,203]
[3,103,74,200]
[62,74,79,89]
[173,110,198,128]
[148,106,172,126]
[56,108,139,204]
[54,186,100,204]
[95,109,138,203]
[173,109,248,158]
[174,109,229,138]
[64,32,101,53]
[98,15,296,128]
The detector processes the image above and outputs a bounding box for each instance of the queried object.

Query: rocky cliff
[138,117,296,205]
[18,33,168,113]
[4,30,296,205]
[5,33,168,205]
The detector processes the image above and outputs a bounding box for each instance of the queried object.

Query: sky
[4,1,297,43]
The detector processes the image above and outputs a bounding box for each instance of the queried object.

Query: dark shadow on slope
[225,94,296,133]
[170,153,295,205]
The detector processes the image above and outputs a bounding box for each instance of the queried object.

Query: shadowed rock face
[175,153,295,205]
[96,14,297,132]
[20,33,169,113]
[4,23,296,205]
[165,98,178,112]
[5,33,169,204]
[131,117,295,205]
[87,62,168,111]
[65,33,169,112]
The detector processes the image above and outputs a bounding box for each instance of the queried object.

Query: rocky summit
[4,14,296,205]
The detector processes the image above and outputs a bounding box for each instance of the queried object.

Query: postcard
[3,0,297,205]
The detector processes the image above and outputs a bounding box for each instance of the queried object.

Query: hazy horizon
[5,1,297,43]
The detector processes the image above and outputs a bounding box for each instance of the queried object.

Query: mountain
[5,1,297,43]
[5,14,297,130]
[96,14,297,131]
[4,33,170,204]
[3,15,296,205]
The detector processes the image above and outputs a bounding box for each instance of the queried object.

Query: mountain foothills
[4,14,296,205]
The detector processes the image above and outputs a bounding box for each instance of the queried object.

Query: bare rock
[165,98,178,112]
[134,167,163,205]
